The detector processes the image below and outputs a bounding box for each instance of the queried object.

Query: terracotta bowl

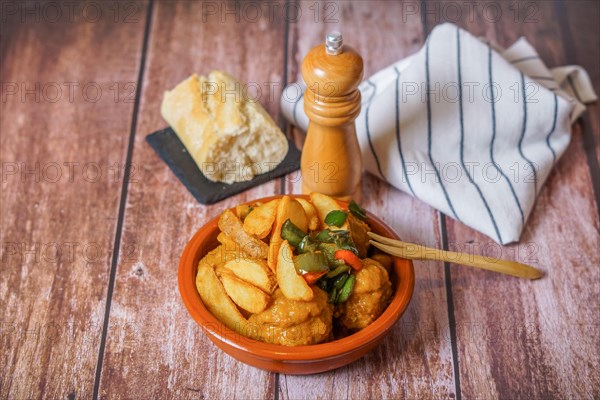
[178,195,415,374]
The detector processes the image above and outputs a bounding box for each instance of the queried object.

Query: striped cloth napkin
[280,23,596,244]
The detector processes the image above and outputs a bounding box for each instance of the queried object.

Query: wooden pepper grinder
[301,32,364,201]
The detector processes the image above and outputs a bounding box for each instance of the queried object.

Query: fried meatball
[247,287,333,346]
[337,259,392,330]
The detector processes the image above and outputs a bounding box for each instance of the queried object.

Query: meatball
[247,287,333,346]
[337,258,392,330]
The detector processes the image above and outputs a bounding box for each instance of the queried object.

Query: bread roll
[161,71,288,184]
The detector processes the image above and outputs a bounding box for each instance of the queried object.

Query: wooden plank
[96,1,287,398]
[424,1,600,398]
[561,0,600,133]
[0,2,148,399]
[559,0,600,209]
[280,2,457,398]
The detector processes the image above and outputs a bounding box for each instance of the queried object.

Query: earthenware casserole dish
[178,195,415,374]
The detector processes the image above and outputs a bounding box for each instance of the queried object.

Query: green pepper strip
[333,273,349,290]
[326,264,350,278]
[325,210,348,227]
[336,274,356,303]
[280,219,306,247]
[315,229,333,242]
[293,251,329,274]
[329,287,339,304]
[349,200,367,220]
[298,235,318,254]
[317,242,337,264]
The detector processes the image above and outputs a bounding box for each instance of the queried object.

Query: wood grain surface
[423,1,600,398]
[560,0,600,210]
[0,1,149,399]
[1,1,598,399]
[281,2,456,399]
[95,1,284,399]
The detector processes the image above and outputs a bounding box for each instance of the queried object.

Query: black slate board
[146,127,301,204]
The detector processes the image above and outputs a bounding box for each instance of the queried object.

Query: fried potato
[268,196,309,271]
[243,199,279,239]
[217,233,245,262]
[219,271,270,314]
[309,192,348,230]
[286,197,309,232]
[236,202,263,221]
[219,209,269,259]
[196,261,247,333]
[217,232,237,248]
[217,232,261,260]
[235,204,253,221]
[222,258,277,294]
[276,240,313,301]
[198,245,227,271]
[297,198,319,231]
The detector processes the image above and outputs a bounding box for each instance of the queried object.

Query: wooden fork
[368,232,543,280]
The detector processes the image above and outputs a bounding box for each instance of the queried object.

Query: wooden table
[2,1,598,399]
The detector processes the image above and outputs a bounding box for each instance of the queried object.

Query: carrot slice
[334,249,363,271]
[302,271,327,285]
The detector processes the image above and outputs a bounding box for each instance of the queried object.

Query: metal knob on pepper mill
[300,32,364,201]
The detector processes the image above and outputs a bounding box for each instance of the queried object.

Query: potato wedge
[217,232,237,248]
[287,198,309,232]
[219,209,268,259]
[217,232,257,261]
[196,261,247,333]
[198,245,227,271]
[217,233,244,263]
[268,197,309,271]
[235,204,252,221]
[309,192,348,230]
[243,199,279,239]
[222,258,277,294]
[219,271,270,314]
[276,240,313,301]
[297,198,319,231]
